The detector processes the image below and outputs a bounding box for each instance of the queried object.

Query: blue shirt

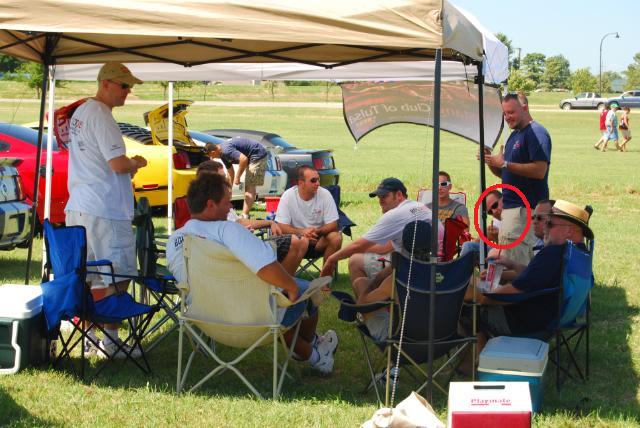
[502,122,551,209]
[220,137,267,167]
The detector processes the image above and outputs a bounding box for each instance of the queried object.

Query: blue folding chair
[484,240,594,389]
[40,220,158,381]
[333,250,476,404]
[296,184,355,279]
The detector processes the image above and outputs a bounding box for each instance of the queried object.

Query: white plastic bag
[361,392,445,428]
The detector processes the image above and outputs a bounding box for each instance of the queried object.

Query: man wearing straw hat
[459,199,593,371]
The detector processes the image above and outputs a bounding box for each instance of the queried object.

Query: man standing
[205,137,268,218]
[276,166,342,266]
[483,91,551,266]
[66,62,147,358]
[594,104,610,150]
[320,177,443,285]
[426,171,469,225]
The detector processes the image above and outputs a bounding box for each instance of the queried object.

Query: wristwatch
[501,160,509,170]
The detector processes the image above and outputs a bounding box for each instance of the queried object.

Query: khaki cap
[97,62,142,86]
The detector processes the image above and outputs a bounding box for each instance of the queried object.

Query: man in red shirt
[594,105,610,150]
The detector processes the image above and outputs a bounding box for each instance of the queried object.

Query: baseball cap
[97,62,143,86]
[368,177,407,198]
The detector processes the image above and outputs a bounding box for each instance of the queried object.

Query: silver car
[0,157,32,250]
[607,90,640,108]
[559,92,607,110]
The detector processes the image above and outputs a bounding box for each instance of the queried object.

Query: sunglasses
[487,201,499,215]
[309,177,319,183]
[110,80,131,90]
[439,180,451,187]
[532,214,549,221]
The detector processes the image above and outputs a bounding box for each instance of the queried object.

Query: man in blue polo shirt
[482,91,551,265]
[206,137,268,219]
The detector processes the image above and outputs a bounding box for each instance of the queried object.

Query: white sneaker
[316,330,338,357]
[311,349,334,374]
[83,339,100,357]
[97,339,143,360]
[373,366,400,388]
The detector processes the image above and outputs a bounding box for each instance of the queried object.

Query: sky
[452,0,638,74]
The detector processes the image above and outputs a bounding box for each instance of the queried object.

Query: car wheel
[561,103,572,111]
[597,103,605,111]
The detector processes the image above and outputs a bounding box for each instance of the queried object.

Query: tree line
[497,33,640,94]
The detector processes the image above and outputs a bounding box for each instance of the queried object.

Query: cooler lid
[0,285,43,319]
[479,336,549,374]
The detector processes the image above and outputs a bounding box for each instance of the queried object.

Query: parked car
[607,90,640,108]
[0,123,68,224]
[0,157,32,250]
[559,92,607,110]
[202,129,339,188]
[188,130,287,201]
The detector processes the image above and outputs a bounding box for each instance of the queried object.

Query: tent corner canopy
[0,0,499,69]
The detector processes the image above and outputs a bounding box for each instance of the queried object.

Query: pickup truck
[559,92,607,110]
[607,90,640,108]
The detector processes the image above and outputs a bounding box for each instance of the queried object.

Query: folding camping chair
[332,250,476,404]
[296,184,356,279]
[133,197,180,353]
[177,235,318,399]
[484,240,594,389]
[40,220,158,381]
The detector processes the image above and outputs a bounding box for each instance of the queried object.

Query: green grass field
[1,96,639,426]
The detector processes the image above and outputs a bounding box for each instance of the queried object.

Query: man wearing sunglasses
[276,166,342,266]
[481,91,552,267]
[426,171,469,225]
[531,199,555,255]
[66,62,147,359]
[459,200,593,372]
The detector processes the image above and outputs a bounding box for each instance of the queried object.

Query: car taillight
[173,151,191,169]
[275,155,282,171]
[15,175,25,201]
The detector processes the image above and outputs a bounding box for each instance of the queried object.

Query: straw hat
[549,199,594,239]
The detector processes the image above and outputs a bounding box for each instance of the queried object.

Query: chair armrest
[483,287,560,303]
[331,290,392,322]
[87,259,113,267]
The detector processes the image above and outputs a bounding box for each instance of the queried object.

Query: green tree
[0,54,24,74]
[623,53,640,90]
[542,55,570,90]
[601,71,621,93]
[507,69,536,94]
[569,68,598,93]
[522,52,546,86]
[16,61,44,97]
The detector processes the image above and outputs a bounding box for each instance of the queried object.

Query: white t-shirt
[362,199,444,252]
[166,219,276,283]
[65,98,134,220]
[275,186,339,228]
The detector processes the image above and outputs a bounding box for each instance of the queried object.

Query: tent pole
[25,34,58,284]
[167,82,174,234]
[41,66,56,277]
[427,48,443,403]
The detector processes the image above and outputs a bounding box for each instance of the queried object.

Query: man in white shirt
[320,177,444,294]
[167,173,338,374]
[65,62,147,358]
[276,166,342,266]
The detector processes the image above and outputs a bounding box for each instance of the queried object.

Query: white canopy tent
[1,0,507,402]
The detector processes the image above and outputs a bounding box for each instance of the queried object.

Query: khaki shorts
[363,252,391,278]
[245,156,268,188]
[499,206,535,266]
[364,310,390,342]
[65,211,137,285]
[621,128,631,139]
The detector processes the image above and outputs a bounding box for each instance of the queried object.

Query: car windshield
[0,123,59,151]
[268,136,295,149]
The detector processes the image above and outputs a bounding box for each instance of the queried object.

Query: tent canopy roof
[1,0,489,68]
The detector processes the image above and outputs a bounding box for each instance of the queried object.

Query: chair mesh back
[183,235,274,326]
[559,241,594,327]
[43,220,86,277]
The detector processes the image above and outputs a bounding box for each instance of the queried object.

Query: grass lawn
[1,99,639,426]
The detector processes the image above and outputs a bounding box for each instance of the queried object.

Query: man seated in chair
[459,199,593,372]
[196,160,309,275]
[321,177,443,288]
[353,221,433,342]
[426,171,469,225]
[275,165,342,267]
[166,173,338,374]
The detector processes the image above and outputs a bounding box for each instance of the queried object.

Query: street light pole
[600,32,620,94]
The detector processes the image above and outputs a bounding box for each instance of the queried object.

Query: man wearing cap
[481,91,551,266]
[65,62,147,359]
[205,136,268,219]
[276,165,342,266]
[460,200,593,367]
[320,177,444,286]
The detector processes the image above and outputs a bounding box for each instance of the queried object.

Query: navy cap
[368,177,407,198]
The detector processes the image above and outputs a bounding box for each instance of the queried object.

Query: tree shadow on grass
[0,386,61,427]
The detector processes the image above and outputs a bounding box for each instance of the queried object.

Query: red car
[0,123,68,224]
